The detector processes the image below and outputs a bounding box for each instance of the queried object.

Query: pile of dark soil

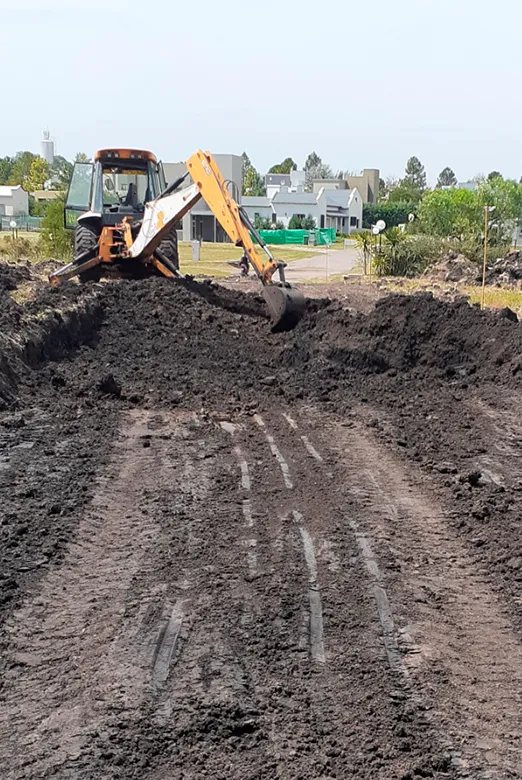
[424,253,478,284]
[486,250,522,283]
[4,272,522,778]
[0,261,101,407]
[292,291,522,383]
[0,261,31,293]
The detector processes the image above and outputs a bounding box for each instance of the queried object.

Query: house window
[350,216,358,227]
[320,215,325,228]
[254,212,260,220]
[271,213,277,223]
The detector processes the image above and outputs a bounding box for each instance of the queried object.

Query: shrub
[373,233,445,277]
[39,197,73,260]
[363,202,417,229]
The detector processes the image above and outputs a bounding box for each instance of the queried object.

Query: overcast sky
[1,0,521,184]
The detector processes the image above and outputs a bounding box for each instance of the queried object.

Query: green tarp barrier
[257,228,336,246]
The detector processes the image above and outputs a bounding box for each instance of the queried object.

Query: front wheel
[157,225,179,270]
[74,223,101,283]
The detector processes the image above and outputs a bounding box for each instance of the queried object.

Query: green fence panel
[257,228,336,246]
[315,228,336,245]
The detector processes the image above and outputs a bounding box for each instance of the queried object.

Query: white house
[242,186,362,233]
[0,186,29,217]
[324,188,363,233]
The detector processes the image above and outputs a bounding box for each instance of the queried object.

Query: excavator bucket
[263,284,306,333]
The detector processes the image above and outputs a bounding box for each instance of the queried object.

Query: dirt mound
[294,292,522,383]
[424,253,478,284]
[0,262,101,408]
[0,261,31,293]
[486,250,522,284]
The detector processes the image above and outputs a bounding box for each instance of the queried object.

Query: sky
[1,0,521,184]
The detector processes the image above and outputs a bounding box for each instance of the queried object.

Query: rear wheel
[157,225,179,270]
[74,223,101,283]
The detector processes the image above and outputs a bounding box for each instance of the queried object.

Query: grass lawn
[465,286,522,315]
[0,231,40,244]
[178,242,331,278]
[368,275,522,316]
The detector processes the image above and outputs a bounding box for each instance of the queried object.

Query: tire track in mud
[210,413,453,779]
[300,405,522,779]
[0,409,202,779]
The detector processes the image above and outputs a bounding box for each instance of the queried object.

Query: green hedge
[363,202,417,229]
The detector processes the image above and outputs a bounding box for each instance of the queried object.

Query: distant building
[0,185,29,217]
[242,186,362,233]
[31,190,61,204]
[163,154,242,242]
[41,130,54,165]
[313,169,380,204]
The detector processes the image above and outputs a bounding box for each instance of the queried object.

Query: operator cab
[64,149,167,229]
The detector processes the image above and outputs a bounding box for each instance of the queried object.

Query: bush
[363,202,417,229]
[253,214,271,230]
[288,213,316,230]
[39,197,73,260]
[447,234,511,265]
[373,232,445,277]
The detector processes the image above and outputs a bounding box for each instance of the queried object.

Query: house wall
[163,155,242,241]
[0,187,29,216]
[269,189,327,229]
[240,202,273,224]
[345,169,379,204]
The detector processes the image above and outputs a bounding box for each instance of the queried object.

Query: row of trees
[0,151,90,214]
[380,156,513,203]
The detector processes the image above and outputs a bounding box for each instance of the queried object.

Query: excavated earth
[1,262,522,779]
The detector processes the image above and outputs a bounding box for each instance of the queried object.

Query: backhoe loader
[50,149,305,332]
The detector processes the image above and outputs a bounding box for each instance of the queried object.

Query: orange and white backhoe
[50,149,305,332]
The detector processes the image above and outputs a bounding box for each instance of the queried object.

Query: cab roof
[94,149,157,164]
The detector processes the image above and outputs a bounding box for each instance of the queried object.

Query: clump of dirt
[424,253,478,284]
[0,261,31,293]
[486,250,522,284]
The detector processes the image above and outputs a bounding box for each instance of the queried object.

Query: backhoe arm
[186,151,282,285]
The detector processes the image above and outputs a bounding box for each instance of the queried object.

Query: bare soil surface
[1,265,522,778]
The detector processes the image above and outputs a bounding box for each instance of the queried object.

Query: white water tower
[41,130,54,164]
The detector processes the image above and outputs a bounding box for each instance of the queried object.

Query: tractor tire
[158,225,179,270]
[74,223,101,283]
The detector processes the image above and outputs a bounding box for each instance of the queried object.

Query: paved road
[284,247,360,282]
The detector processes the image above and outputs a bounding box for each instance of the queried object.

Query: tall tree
[403,156,427,192]
[487,170,502,182]
[23,158,50,192]
[8,152,37,186]
[436,167,457,188]
[50,155,73,189]
[268,157,297,175]
[75,152,91,163]
[0,156,14,185]
[243,167,266,196]
[303,151,333,191]
[241,152,252,181]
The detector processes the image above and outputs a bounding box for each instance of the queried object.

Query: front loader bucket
[263,284,306,333]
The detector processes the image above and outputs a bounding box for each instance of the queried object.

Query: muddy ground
[1,265,522,779]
